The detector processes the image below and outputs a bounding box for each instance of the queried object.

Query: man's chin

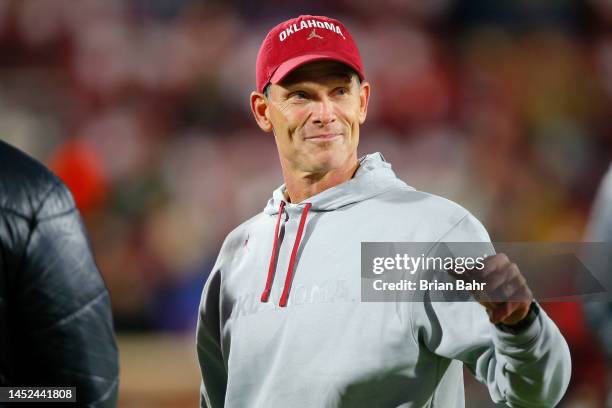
[304,149,351,173]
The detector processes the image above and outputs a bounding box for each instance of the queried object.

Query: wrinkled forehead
[279,61,356,87]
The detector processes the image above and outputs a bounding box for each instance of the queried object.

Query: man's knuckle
[497,253,510,264]
[509,263,520,277]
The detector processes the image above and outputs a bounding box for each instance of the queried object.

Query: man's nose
[312,97,336,126]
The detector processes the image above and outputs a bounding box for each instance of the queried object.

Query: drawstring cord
[260,201,312,307]
[279,203,311,307]
[260,201,285,303]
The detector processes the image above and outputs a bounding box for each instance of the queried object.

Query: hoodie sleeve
[410,213,572,407]
[197,236,231,408]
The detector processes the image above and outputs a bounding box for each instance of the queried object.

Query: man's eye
[336,88,348,96]
[291,91,308,99]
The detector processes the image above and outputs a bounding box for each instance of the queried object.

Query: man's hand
[455,253,534,326]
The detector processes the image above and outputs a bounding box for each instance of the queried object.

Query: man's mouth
[304,133,342,142]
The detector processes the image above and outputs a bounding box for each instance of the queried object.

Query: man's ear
[358,81,371,125]
[250,91,273,132]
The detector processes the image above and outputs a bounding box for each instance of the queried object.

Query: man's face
[251,61,370,174]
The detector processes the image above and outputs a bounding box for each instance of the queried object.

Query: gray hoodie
[197,152,571,407]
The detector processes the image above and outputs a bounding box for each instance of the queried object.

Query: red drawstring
[279,203,311,307]
[260,201,312,307]
[261,201,285,302]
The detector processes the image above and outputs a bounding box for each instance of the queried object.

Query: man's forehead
[278,61,355,86]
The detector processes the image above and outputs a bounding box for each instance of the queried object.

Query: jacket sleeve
[16,180,119,407]
[197,237,231,408]
[410,213,572,407]
[583,164,612,362]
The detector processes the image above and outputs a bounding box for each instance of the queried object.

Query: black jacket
[0,141,119,406]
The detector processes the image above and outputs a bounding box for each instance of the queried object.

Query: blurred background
[1,0,611,406]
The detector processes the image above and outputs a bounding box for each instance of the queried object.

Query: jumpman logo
[307,29,323,40]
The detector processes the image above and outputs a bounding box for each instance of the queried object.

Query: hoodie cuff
[493,303,543,347]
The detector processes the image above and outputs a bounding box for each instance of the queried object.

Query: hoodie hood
[264,152,411,215]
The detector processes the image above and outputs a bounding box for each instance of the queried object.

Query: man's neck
[282,157,360,204]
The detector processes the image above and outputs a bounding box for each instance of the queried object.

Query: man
[197,15,571,407]
[0,140,119,406]
[584,163,612,406]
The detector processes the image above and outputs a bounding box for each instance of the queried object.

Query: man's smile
[304,133,342,142]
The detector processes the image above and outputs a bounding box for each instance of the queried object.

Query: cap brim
[269,52,364,87]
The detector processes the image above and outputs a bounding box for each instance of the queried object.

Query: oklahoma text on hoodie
[197,153,571,407]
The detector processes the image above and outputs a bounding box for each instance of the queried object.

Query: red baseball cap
[255,15,365,93]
